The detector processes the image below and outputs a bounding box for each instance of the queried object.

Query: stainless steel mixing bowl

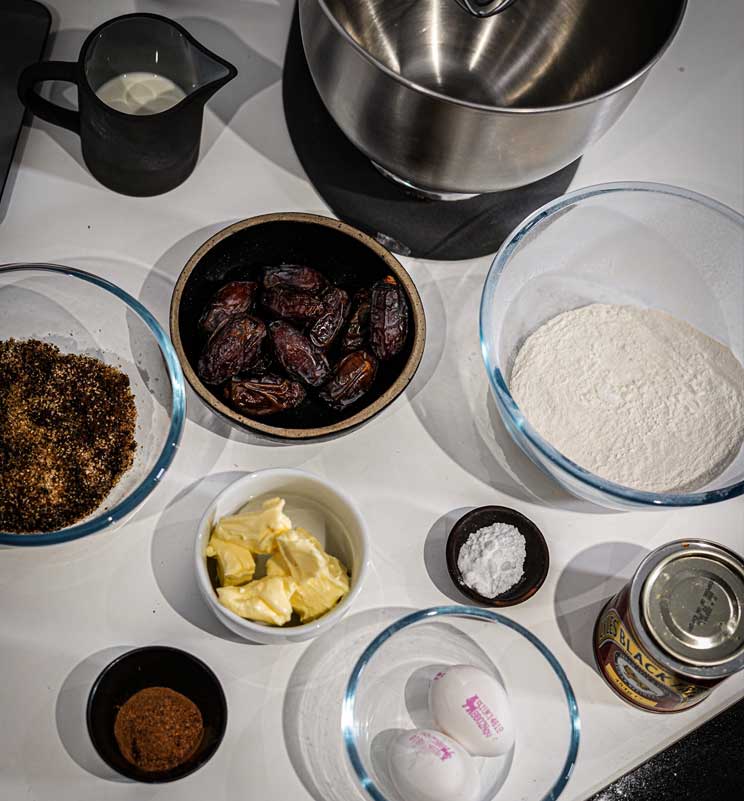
[299,0,687,194]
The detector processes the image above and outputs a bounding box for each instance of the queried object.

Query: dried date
[309,286,350,350]
[226,374,306,416]
[262,287,324,323]
[319,351,378,410]
[263,265,327,294]
[198,314,266,385]
[370,276,409,360]
[341,288,371,352]
[270,321,330,387]
[199,281,257,336]
[249,344,275,376]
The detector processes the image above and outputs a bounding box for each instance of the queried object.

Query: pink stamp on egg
[462,694,505,739]
[409,731,454,762]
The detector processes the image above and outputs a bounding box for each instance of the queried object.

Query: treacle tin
[594,540,744,712]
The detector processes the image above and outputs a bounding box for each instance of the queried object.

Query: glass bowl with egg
[480,182,744,509]
[0,263,185,545]
[343,607,580,801]
[194,468,369,643]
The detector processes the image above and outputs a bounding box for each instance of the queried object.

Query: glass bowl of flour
[480,182,744,510]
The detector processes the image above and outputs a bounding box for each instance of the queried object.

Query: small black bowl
[86,646,227,783]
[446,506,549,607]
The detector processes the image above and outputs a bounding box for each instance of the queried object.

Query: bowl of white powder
[480,182,744,510]
[446,506,550,606]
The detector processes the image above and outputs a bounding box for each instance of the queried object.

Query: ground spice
[0,338,137,533]
[114,686,204,773]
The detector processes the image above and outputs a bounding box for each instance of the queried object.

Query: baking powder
[457,523,526,598]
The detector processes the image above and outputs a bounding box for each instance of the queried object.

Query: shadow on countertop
[150,470,249,643]
[423,506,480,604]
[407,266,615,514]
[282,605,412,801]
[55,645,135,783]
[554,541,649,672]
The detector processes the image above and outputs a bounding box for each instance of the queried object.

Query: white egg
[387,729,480,801]
[428,665,514,757]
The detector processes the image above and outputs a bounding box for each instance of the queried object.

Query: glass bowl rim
[0,262,186,545]
[342,605,581,801]
[479,180,744,507]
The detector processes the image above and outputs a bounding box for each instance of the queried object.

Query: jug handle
[454,0,517,17]
[18,62,80,135]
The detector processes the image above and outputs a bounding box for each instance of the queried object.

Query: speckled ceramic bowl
[170,213,425,440]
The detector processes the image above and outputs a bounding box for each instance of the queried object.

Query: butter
[274,527,350,622]
[275,527,328,581]
[265,551,289,578]
[291,570,350,623]
[326,552,349,582]
[217,576,297,626]
[208,498,351,627]
[206,536,256,586]
[213,497,292,553]
[266,527,320,578]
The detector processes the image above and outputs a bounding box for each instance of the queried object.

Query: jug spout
[453,0,517,17]
[188,39,238,101]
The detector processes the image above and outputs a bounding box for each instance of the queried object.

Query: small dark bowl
[86,646,227,783]
[170,213,426,440]
[446,506,549,606]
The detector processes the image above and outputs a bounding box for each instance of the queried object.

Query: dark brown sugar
[114,686,204,773]
[0,339,137,533]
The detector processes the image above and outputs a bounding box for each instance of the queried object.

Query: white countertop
[1,1,743,800]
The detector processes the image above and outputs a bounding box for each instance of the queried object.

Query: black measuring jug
[18,13,237,196]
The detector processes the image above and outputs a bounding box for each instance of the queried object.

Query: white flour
[509,303,744,492]
[457,523,526,597]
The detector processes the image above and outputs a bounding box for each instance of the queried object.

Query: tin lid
[642,547,744,667]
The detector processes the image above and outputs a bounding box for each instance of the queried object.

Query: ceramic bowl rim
[170,212,426,440]
[194,467,369,641]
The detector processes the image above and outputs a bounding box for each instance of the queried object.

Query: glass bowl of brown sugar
[0,263,185,545]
